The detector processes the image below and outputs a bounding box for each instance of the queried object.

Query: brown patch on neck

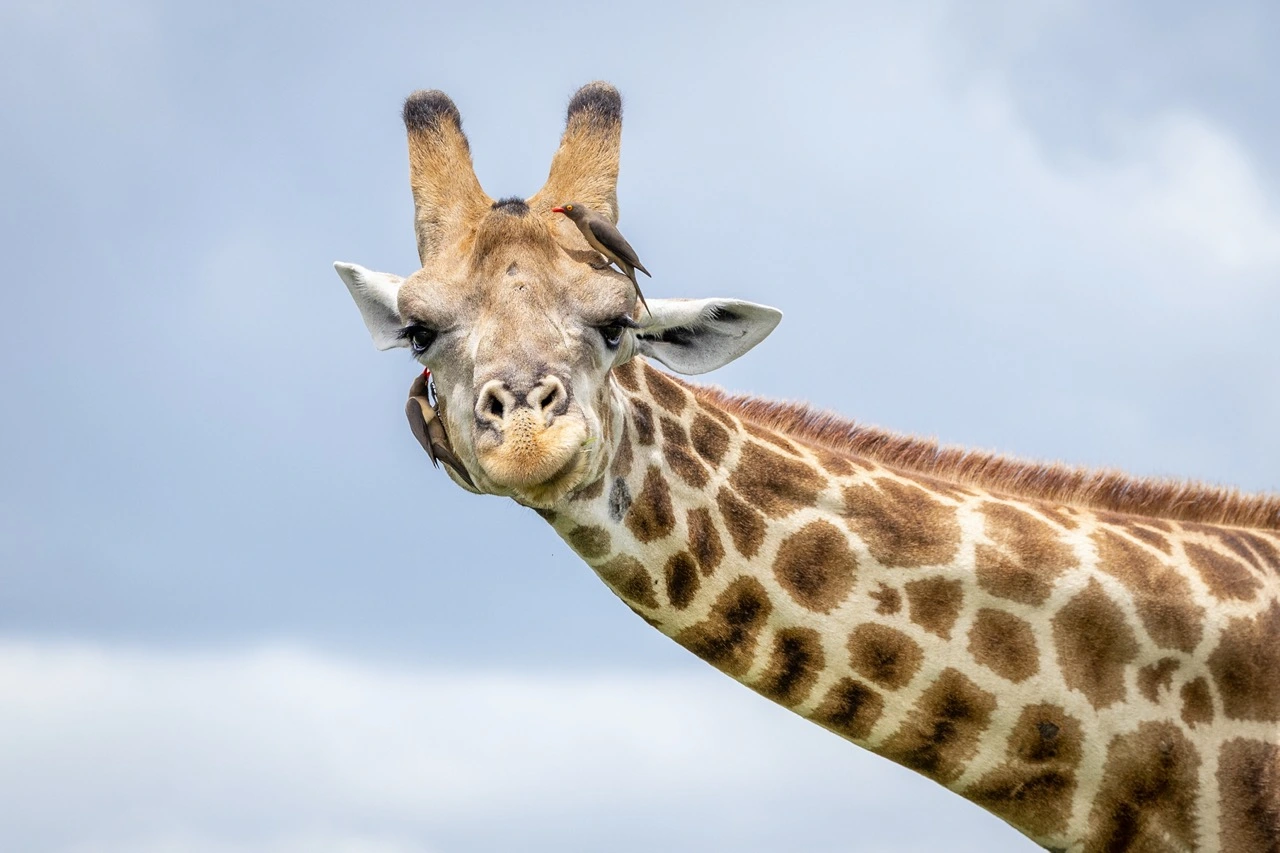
[847,623,924,690]
[671,376,1280,530]
[1180,677,1214,728]
[729,443,825,519]
[975,502,1078,606]
[879,667,997,785]
[1185,542,1264,601]
[686,508,724,576]
[772,521,857,613]
[716,486,766,559]
[673,576,772,677]
[1085,721,1201,853]
[903,576,964,639]
[1052,578,1139,710]
[1092,528,1204,653]
[596,555,659,610]
[809,678,885,741]
[843,479,961,567]
[754,627,824,707]
[967,609,1039,683]
[1208,601,1280,722]
[1217,738,1280,853]
[1137,658,1181,703]
[963,703,1083,839]
[625,467,675,543]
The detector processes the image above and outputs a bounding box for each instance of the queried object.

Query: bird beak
[551,207,566,214]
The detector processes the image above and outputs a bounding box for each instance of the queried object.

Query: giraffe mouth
[473,411,592,505]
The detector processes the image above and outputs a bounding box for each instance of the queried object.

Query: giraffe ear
[334,262,407,350]
[633,298,782,375]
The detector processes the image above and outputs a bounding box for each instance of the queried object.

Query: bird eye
[400,324,438,354]
[599,324,625,350]
[565,204,573,211]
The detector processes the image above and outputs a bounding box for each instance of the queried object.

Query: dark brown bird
[406,371,475,488]
[552,202,651,314]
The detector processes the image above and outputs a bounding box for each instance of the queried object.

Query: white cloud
[0,639,1029,853]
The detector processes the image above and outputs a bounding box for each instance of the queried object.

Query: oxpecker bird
[552,202,651,314]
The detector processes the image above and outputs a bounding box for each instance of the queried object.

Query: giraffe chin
[474,414,592,507]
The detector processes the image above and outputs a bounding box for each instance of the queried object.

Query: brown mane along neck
[669,374,1280,531]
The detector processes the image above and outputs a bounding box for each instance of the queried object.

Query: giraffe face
[336,83,780,507]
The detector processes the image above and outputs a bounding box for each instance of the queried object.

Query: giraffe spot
[1208,601,1280,722]
[975,503,1078,606]
[533,507,558,524]
[879,668,997,784]
[664,551,699,609]
[566,525,611,561]
[870,583,901,615]
[847,623,923,690]
[729,443,826,519]
[1186,542,1263,601]
[773,521,857,613]
[596,555,658,609]
[843,479,961,567]
[572,477,606,502]
[631,398,655,446]
[1052,578,1138,710]
[673,576,772,678]
[968,609,1039,684]
[963,703,1083,839]
[1239,532,1280,573]
[1141,518,1173,532]
[716,486,766,559]
[1217,737,1280,853]
[690,413,731,467]
[608,477,632,522]
[1092,528,1204,653]
[1033,503,1080,530]
[744,421,800,454]
[754,627,824,707]
[661,416,709,489]
[1126,524,1172,555]
[911,474,974,502]
[815,447,854,476]
[1085,721,1200,853]
[702,403,738,430]
[1137,658,1181,703]
[903,576,964,639]
[612,359,640,391]
[686,508,724,576]
[808,677,884,742]
[625,468,675,543]
[611,429,633,479]
[644,366,687,415]
[1180,677,1214,728]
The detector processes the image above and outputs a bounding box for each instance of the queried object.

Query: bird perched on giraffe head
[552,202,651,315]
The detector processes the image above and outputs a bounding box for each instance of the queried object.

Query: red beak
[551,207,566,214]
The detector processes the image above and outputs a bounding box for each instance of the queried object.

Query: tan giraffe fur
[336,82,1280,852]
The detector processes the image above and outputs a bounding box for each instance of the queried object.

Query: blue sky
[1,1,1278,851]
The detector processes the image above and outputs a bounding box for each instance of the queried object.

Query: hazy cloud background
[1,1,1277,850]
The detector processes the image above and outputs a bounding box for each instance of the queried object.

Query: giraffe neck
[537,359,1280,853]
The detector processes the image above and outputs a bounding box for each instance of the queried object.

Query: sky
[1,1,1278,850]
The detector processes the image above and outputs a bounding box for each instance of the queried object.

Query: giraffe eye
[399,324,438,354]
[598,324,625,349]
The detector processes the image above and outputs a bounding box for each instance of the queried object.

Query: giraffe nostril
[487,394,504,419]
[529,377,567,417]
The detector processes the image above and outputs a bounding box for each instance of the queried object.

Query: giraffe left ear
[634,298,782,375]
[334,262,407,351]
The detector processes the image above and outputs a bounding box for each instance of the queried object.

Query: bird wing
[587,217,644,269]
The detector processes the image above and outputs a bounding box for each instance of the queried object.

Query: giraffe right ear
[334,262,408,351]
[634,298,783,375]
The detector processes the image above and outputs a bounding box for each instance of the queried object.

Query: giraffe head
[336,83,781,507]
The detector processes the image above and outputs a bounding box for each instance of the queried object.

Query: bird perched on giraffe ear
[552,202,651,314]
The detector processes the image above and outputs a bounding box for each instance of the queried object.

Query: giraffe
[335,82,1280,852]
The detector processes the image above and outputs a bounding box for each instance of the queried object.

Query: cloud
[0,639,1028,853]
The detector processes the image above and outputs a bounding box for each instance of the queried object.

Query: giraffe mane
[676,376,1280,531]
